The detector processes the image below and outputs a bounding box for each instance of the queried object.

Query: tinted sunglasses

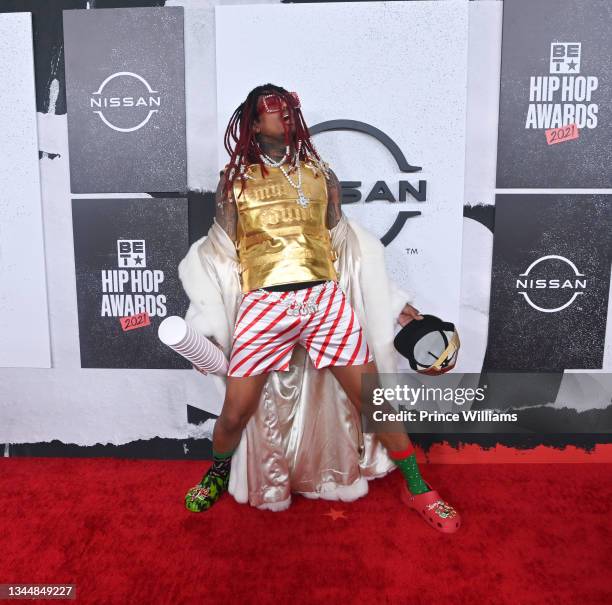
[258,92,301,113]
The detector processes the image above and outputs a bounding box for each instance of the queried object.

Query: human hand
[398,303,424,327]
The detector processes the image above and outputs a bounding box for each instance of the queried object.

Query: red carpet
[1,458,611,605]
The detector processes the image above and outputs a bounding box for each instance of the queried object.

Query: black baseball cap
[393,314,460,375]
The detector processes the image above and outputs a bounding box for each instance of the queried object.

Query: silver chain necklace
[279,162,309,208]
[258,143,310,208]
[259,144,290,168]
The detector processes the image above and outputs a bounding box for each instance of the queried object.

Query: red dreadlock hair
[221,84,329,200]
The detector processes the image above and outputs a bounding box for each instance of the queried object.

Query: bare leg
[328,362,462,532]
[328,360,462,532]
[185,371,271,512]
[212,372,271,453]
[327,359,412,452]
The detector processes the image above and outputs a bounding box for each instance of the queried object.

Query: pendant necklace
[259,142,310,208]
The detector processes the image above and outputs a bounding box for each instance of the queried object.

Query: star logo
[323,507,347,521]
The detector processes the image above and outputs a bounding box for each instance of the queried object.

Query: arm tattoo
[214,171,237,242]
[325,169,343,229]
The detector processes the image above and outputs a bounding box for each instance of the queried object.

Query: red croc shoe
[400,480,461,534]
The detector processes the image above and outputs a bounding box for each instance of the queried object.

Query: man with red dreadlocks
[182,84,461,533]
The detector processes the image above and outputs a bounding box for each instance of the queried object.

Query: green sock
[212,447,234,459]
[389,445,431,495]
[185,448,235,512]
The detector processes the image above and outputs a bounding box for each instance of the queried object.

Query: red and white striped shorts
[227,280,374,378]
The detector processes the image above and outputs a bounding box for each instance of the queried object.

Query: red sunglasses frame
[258,92,301,113]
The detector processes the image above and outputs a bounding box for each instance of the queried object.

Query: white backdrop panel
[464,0,502,206]
[216,0,468,325]
[0,13,51,368]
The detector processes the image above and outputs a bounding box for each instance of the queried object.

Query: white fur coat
[178,213,413,510]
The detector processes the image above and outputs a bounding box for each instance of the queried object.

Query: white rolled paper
[158,316,228,375]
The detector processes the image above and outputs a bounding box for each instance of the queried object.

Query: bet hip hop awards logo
[526,41,598,130]
[100,238,166,318]
[118,239,146,268]
[550,42,581,74]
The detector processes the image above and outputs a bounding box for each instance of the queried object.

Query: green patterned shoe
[185,458,231,512]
